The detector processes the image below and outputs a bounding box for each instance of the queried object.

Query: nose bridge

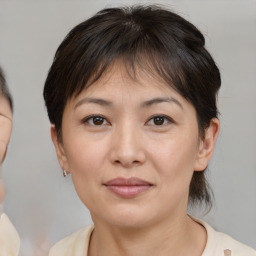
[110,118,145,167]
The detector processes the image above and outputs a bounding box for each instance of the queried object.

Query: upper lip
[104,177,153,186]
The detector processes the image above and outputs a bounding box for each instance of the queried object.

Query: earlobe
[50,125,69,172]
[194,118,220,171]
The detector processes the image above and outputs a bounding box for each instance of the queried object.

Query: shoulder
[197,219,256,256]
[49,224,94,256]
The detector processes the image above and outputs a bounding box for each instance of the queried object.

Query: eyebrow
[74,96,183,109]
[75,98,113,109]
[141,97,183,109]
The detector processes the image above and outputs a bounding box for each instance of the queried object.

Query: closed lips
[104,177,153,186]
[104,177,153,198]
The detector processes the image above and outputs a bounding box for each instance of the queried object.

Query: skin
[0,94,12,204]
[52,64,219,256]
[0,95,12,164]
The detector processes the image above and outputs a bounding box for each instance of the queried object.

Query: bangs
[68,36,186,103]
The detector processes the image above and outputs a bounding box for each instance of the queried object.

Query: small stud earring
[63,170,68,177]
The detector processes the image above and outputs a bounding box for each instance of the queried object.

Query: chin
[107,216,152,229]
[92,204,155,229]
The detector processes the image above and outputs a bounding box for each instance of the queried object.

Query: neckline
[86,218,212,256]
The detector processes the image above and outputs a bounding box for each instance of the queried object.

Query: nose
[109,123,146,168]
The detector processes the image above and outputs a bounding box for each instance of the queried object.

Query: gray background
[0,0,255,255]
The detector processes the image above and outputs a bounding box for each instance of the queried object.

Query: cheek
[63,136,110,203]
[148,132,199,188]
[65,134,106,172]
[65,139,113,220]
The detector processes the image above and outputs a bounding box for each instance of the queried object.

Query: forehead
[74,61,184,102]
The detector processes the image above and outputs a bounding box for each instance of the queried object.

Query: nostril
[114,159,142,168]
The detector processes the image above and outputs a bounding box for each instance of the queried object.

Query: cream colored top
[0,213,20,256]
[49,219,256,256]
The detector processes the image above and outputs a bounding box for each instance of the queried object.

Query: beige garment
[0,213,20,256]
[49,225,93,256]
[49,219,256,256]
[198,219,256,256]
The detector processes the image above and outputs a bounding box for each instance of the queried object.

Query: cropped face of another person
[0,93,12,204]
[0,70,20,256]
[51,63,219,228]
[0,94,12,164]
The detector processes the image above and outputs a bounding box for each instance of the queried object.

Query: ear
[51,125,70,173]
[194,118,220,171]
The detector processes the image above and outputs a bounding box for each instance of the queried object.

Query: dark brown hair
[0,67,13,112]
[43,5,221,206]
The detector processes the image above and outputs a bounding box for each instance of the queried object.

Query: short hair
[44,5,221,207]
[0,67,13,112]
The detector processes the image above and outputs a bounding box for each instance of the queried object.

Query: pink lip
[104,177,153,198]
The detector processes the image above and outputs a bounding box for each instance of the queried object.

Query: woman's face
[52,65,218,228]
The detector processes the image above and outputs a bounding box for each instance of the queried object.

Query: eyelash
[82,114,174,127]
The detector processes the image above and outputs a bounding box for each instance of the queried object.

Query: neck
[88,214,206,256]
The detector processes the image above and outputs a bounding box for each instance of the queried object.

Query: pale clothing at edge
[0,213,20,256]
[49,218,256,256]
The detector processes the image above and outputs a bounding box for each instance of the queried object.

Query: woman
[44,5,256,256]
[0,67,20,255]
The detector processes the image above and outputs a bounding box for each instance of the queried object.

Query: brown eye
[153,116,165,125]
[83,115,108,126]
[147,115,172,126]
[92,116,104,125]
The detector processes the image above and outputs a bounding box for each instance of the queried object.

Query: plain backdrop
[0,0,255,255]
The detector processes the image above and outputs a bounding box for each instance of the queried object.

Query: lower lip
[105,185,151,198]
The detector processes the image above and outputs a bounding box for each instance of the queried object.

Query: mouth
[103,177,153,198]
